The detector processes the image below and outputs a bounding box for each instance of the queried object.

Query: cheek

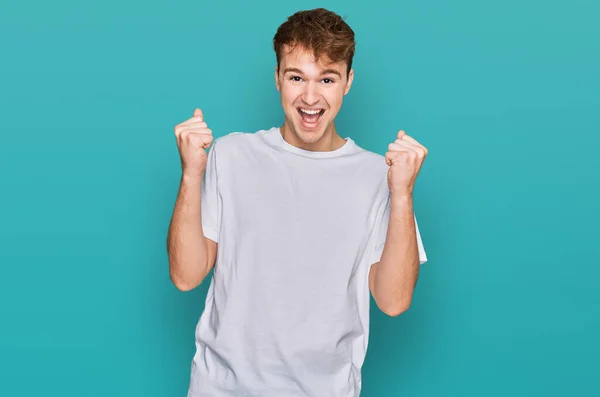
[281,85,299,105]
[325,90,345,109]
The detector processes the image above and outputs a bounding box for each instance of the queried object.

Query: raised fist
[174,108,214,179]
[385,130,428,197]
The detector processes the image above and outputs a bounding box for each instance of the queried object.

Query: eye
[322,78,335,84]
[289,76,302,82]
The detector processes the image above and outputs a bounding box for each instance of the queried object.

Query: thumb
[193,108,203,120]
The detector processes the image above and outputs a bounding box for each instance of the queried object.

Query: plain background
[1,0,599,396]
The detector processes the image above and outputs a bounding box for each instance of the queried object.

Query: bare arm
[167,174,217,291]
[370,129,427,316]
[168,108,218,291]
[369,195,420,316]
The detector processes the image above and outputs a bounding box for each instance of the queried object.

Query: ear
[344,68,354,96]
[275,65,281,92]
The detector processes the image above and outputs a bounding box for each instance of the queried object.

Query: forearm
[373,195,420,314]
[167,174,210,290]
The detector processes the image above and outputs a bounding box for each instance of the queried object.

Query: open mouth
[297,108,325,125]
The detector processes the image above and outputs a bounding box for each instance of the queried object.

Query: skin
[168,45,429,318]
[275,45,353,152]
[370,129,428,316]
[167,108,217,291]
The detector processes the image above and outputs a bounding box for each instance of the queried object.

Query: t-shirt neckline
[268,127,355,159]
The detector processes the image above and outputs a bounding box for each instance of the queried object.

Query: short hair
[273,8,356,77]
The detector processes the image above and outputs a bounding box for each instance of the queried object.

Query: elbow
[169,260,203,292]
[382,298,412,317]
[171,277,198,292]
[170,271,197,291]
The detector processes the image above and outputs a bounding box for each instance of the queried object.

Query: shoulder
[349,140,389,175]
[212,131,249,149]
[210,129,268,153]
[340,140,390,198]
[208,129,277,169]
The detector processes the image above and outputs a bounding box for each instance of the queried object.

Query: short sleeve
[370,195,428,266]
[200,140,220,243]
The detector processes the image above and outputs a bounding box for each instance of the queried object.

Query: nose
[301,81,320,106]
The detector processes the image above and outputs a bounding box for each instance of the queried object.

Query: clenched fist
[174,108,214,179]
[385,130,428,197]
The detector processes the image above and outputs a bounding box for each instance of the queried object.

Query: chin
[293,123,327,143]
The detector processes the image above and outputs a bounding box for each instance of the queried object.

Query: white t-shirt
[188,127,427,397]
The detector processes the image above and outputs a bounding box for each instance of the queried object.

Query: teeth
[300,108,322,115]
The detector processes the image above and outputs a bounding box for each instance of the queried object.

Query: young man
[168,8,428,397]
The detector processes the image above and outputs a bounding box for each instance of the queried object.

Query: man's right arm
[167,174,218,291]
[168,107,217,291]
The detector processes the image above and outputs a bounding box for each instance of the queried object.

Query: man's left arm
[369,130,428,317]
[370,195,420,316]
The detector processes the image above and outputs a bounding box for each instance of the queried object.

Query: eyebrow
[283,67,342,78]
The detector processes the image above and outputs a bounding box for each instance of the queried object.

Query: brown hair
[273,8,356,77]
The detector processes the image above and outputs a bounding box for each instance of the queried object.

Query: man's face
[275,45,354,149]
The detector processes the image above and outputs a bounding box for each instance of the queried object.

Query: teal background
[1,0,598,395]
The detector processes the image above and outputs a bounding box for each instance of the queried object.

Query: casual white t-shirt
[188,127,427,397]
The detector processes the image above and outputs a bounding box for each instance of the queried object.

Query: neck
[280,121,347,152]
